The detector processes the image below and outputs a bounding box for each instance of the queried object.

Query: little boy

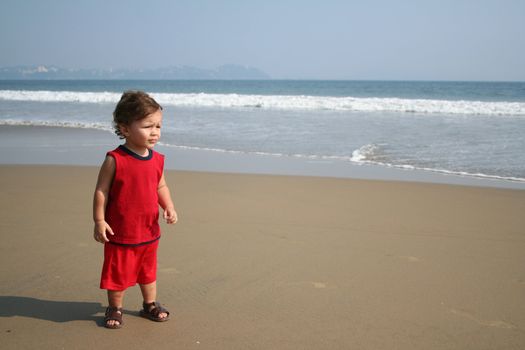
[93,90,177,329]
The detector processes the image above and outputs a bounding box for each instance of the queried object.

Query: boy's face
[119,109,163,151]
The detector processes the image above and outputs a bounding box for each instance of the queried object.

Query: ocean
[1,79,524,183]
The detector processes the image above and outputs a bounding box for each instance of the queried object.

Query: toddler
[93,90,177,329]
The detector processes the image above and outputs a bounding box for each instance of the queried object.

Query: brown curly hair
[113,90,163,139]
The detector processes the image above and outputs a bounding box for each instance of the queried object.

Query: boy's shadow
[0,296,105,325]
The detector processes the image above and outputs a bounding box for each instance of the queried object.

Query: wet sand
[2,125,524,190]
[1,165,524,349]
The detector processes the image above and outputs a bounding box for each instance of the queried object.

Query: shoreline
[0,125,524,190]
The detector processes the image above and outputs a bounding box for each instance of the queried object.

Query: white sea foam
[0,118,113,132]
[349,144,525,183]
[351,144,381,162]
[1,90,524,116]
[0,90,121,104]
[165,141,525,183]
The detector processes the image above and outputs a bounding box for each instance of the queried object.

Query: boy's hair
[113,90,163,139]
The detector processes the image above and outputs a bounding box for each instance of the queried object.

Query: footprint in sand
[393,255,421,262]
[385,254,421,262]
[158,267,180,274]
[285,281,334,289]
[311,282,327,289]
[446,305,516,329]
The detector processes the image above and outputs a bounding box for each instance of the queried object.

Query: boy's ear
[118,123,129,137]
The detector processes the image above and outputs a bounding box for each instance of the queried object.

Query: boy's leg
[106,289,125,327]
[139,281,168,319]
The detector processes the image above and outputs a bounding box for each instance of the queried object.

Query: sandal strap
[105,306,123,322]
[143,301,169,317]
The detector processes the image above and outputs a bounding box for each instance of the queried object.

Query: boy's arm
[158,171,178,224]
[93,155,116,243]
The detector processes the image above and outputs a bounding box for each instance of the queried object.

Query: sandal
[139,301,170,322]
[104,306,123,329]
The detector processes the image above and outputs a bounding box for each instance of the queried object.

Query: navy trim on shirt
[118,145,153,160]
[107,236,160,247]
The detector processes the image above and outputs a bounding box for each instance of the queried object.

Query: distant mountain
[0,64,271,80]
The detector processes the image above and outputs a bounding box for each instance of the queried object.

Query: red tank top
[105,145,164,245]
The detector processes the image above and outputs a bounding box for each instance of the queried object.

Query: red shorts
[100,240,159,291]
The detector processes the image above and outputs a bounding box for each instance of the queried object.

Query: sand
[1,165,524,349]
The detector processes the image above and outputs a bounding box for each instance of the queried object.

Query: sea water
[0,80,524,182]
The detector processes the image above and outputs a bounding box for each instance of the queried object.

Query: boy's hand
[163,207,178,224]
[93,220,114,243]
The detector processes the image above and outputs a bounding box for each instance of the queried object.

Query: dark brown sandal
[104,306,123,329]
[139,301,170,322]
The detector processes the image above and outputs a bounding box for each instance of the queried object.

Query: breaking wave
[1,90,524,116]
[349,143,525,183]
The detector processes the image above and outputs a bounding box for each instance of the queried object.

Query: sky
[0,0,524,81]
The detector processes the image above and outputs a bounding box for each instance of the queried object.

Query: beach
[1,164,524,349]
[1,79,525,349]
[2,0,525,346]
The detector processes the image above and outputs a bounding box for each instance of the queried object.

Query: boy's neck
[122,143,150,157]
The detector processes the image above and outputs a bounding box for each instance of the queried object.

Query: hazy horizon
[1,0,524,81]
[2,64,525,82]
